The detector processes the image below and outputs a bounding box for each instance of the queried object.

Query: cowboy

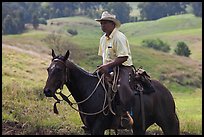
[95,11,134,128]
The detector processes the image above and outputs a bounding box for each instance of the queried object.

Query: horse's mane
[65,58,97,78]
[53,54,97,78]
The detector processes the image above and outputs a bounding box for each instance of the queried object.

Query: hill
[2,14,202,135]
[3,14,202,91]
[121,14,202,61]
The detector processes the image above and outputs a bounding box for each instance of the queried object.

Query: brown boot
[121,111,134,128]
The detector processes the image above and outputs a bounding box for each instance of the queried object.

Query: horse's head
[44,49,70,97]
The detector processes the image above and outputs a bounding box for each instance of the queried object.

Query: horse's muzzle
[44,88,53,97]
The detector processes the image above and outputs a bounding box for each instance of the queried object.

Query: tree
[38,18,47,25]
[174,41,191,57]
[2,15,14,34]
[43,32,62,52]
[32,14,39,29]
[2,2,26,34]
[106,2,132,23]
[138,2,186,20]
[191,2,202,17]
[141,38,170,52]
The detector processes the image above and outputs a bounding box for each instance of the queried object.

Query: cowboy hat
[95,11,121,28]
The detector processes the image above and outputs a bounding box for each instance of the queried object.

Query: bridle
[50,58,72,114]
[52,58,69,89]
[50,58,112,116]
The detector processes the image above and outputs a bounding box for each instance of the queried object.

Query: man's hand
[98,64,109,74]
[98,56,128,74]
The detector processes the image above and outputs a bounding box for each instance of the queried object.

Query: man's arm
[98,56,128,74]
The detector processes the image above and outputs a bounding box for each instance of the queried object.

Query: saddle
[103,66,155,95]
[130,67,155,94]
[93,66,155,114]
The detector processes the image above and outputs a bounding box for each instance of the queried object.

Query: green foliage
[106,2,131,23]
[32,14,39,29]
[38,18,47,25]
[191,2,202,17]
[174,41,191,57]
[67,29,78,36]
[138,2,186,20]
[2,2,27,34]
[2,15,14,34]
[2,14,202,134]
[2,14,25,35]
[3,2,201,35]
[141,38,170,52]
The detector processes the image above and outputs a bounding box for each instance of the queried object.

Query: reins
[54,73,109,115]
[52,58,120,116]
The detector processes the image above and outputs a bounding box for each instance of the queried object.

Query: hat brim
[95,17,121,28]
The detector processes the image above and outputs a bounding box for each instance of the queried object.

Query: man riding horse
[95,11,135,128]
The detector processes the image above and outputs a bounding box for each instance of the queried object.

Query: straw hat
[95,11,121,28]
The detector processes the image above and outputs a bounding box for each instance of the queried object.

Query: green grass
[120,14,202,62]
[122,14,201,36]
[173,89,202,134]
[2,45,202,135]
[2,14,202,135]
[2,47,84,134]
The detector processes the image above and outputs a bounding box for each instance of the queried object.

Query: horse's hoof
[81,125,91,134]
[121,112,134,128]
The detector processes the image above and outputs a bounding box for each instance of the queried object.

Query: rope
[55,73,109,115]
[54,66,120,116]
[71,73,104,105]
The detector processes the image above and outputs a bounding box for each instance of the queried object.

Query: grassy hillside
[121,14,202,61]
[2,46,84,135]
[2,14,202,135]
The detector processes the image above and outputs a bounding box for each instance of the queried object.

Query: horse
[43,49,180,135]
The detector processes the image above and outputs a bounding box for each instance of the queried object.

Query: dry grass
[2,14,202,135]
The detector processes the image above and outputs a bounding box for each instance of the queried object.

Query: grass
[173,89,202,134]
[2,45,202,135]
[120,14,202,62]
[2,47,84,134]
[2,13,202,135]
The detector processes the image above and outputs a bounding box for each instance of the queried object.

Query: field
[2,14,202,135]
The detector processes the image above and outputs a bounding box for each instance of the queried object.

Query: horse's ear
[64,50,70,60]
[52,49,56,58]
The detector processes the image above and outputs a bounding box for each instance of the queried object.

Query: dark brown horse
[43,49,180,135]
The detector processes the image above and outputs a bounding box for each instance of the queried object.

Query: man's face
[100,20,115,34]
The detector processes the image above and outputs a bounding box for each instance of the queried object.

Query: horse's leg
[91,120,107,135]
[132,127,146,135]
[91,126,105,135]
[163,113,180,135]
[169,113,180,135]
[132,124,146,135]
[131,117,146,135]
[156,113,180,135]
[91,127,105,135]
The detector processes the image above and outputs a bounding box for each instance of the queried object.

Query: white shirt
[98,28,133,66]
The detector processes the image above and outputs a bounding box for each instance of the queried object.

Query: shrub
[67,29,78,36]
[141,39,170,52]
[42,32,77,54]
[38,18,47,25]
[174,41,191,57]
